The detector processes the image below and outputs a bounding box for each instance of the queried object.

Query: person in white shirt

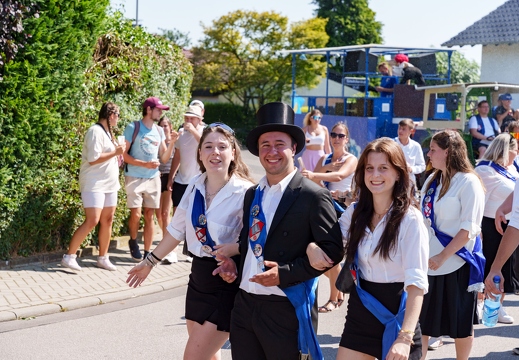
[485,174,519,355]
[310,138,429,360]
[394,119,426,189]
[469,100,501,159]
[419,130,485,360]
[61,102,125,272]
[475,134,519,324]
[127,123,255,360]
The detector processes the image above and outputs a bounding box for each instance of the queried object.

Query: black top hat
[246,102,306,156]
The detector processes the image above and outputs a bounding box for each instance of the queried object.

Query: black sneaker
[129,239,142,261]
[143,250,150,260]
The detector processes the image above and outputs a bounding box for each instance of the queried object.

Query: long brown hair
[425,130,480,200]
[196,126,255,183]
[345,138,411,262]
[98,102,119,146]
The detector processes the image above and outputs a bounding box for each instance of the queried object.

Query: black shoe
[143,250,150,260]
[161,259,172,265]
[129,239,142,261]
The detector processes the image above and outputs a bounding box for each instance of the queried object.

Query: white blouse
[421,172,485,276]
[339,204,429,293]
[509,180,519,230]
[166,173,254,258]
[475,163,518,219]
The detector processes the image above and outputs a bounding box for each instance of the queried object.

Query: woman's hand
[306,242,334,271]
[301,169,315,180]
[115,143,125,156]
[212,254,238,283]
[212,243,239,258]
[386,338,411,360]
[495,208,507,235]
[428,252,447,271]
[171,130,179,143]
[126,261,152,288]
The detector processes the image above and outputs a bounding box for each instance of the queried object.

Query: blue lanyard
[476,160,516,182]
[191,189,216,256]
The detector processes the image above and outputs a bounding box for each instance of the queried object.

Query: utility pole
[135,0,139,26]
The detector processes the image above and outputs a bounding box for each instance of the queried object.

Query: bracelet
[145,252,160,267]
[150,252,162,262]
[397,334,414,345]
[399,329,415,336]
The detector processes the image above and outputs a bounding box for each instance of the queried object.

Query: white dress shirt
[394,137,426,179]
[421,172,485,275]
[509,180,519,230]
[339,204,429,293]
[475,163,518,219]
[167,173,253,257]
[239,169,298,296]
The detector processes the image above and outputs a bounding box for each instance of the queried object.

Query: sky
[110,0,510,65]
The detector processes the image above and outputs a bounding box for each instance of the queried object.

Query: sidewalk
[0,232,191,322]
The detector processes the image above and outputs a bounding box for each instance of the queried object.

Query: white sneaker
[498,307,514,324]
[186,256,193,263]
[61,254,82,271]
[162,251,178,265]
[428,337,443,350]
[96,256,117,271]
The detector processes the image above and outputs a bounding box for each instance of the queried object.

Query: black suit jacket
[237,171,344,288]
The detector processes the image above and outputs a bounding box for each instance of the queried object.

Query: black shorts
[172,181,189,207]
[160,173,169,193]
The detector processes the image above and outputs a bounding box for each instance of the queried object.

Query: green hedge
[203,103,255,145]
[0,6,193,260]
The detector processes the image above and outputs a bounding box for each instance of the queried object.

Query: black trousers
[230,290,299,360]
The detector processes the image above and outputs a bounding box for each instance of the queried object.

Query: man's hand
[484,270,504,300]
[183,122,196,134]
[249,260,280,286]
[145,160,160,169]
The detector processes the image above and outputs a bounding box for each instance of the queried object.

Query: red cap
[143,97,170,110]
[394,54,409,63]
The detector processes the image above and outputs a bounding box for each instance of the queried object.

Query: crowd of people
[60,92,519,359]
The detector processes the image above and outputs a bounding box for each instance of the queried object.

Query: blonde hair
[303,109,323,127]
[481,133,517,166]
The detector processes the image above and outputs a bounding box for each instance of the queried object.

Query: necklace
[205,178,229,198]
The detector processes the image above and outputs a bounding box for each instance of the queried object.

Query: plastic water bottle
[482,276,502,327]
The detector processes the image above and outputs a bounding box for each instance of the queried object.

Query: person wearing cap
[167,105,205,215]
[494,93,519,132]
[216,102,343,360]
[393,54,426,86]
[122,97,176,261]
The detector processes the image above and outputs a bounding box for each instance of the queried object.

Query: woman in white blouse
[61,102,125,271]
[127,123,254,360]
[419,130,485,360]
[309,138,429,360]
[475,133,519,323]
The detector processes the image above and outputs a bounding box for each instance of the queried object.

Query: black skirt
[419,262,477,338]
[482,216,519,293]
[185,255,239,332]
[340,279,423,360]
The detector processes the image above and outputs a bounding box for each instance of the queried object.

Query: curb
[0,275,189,322]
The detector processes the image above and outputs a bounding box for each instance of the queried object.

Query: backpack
[125,121,141,173]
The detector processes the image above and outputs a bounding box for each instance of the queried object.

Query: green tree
[436,51,480,84]
[313,0,383,47]
[192,10,328,114]
[158,28,191,48]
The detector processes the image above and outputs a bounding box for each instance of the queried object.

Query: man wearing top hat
[224,102,343,359]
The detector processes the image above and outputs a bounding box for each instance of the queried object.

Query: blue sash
[422,179,485,291]
[248,186,323,360]
[191,189,216,256]
[351,253,407,360]
[476,160,516,182]
[323,154,345,213]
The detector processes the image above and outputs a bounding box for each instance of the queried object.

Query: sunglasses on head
[206,122,235,135]
[330,132,347,139]
[312,115,322,121]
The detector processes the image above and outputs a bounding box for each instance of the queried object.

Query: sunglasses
[312,116,322,121]
[330,132,347,139]
[206,122,235,135]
